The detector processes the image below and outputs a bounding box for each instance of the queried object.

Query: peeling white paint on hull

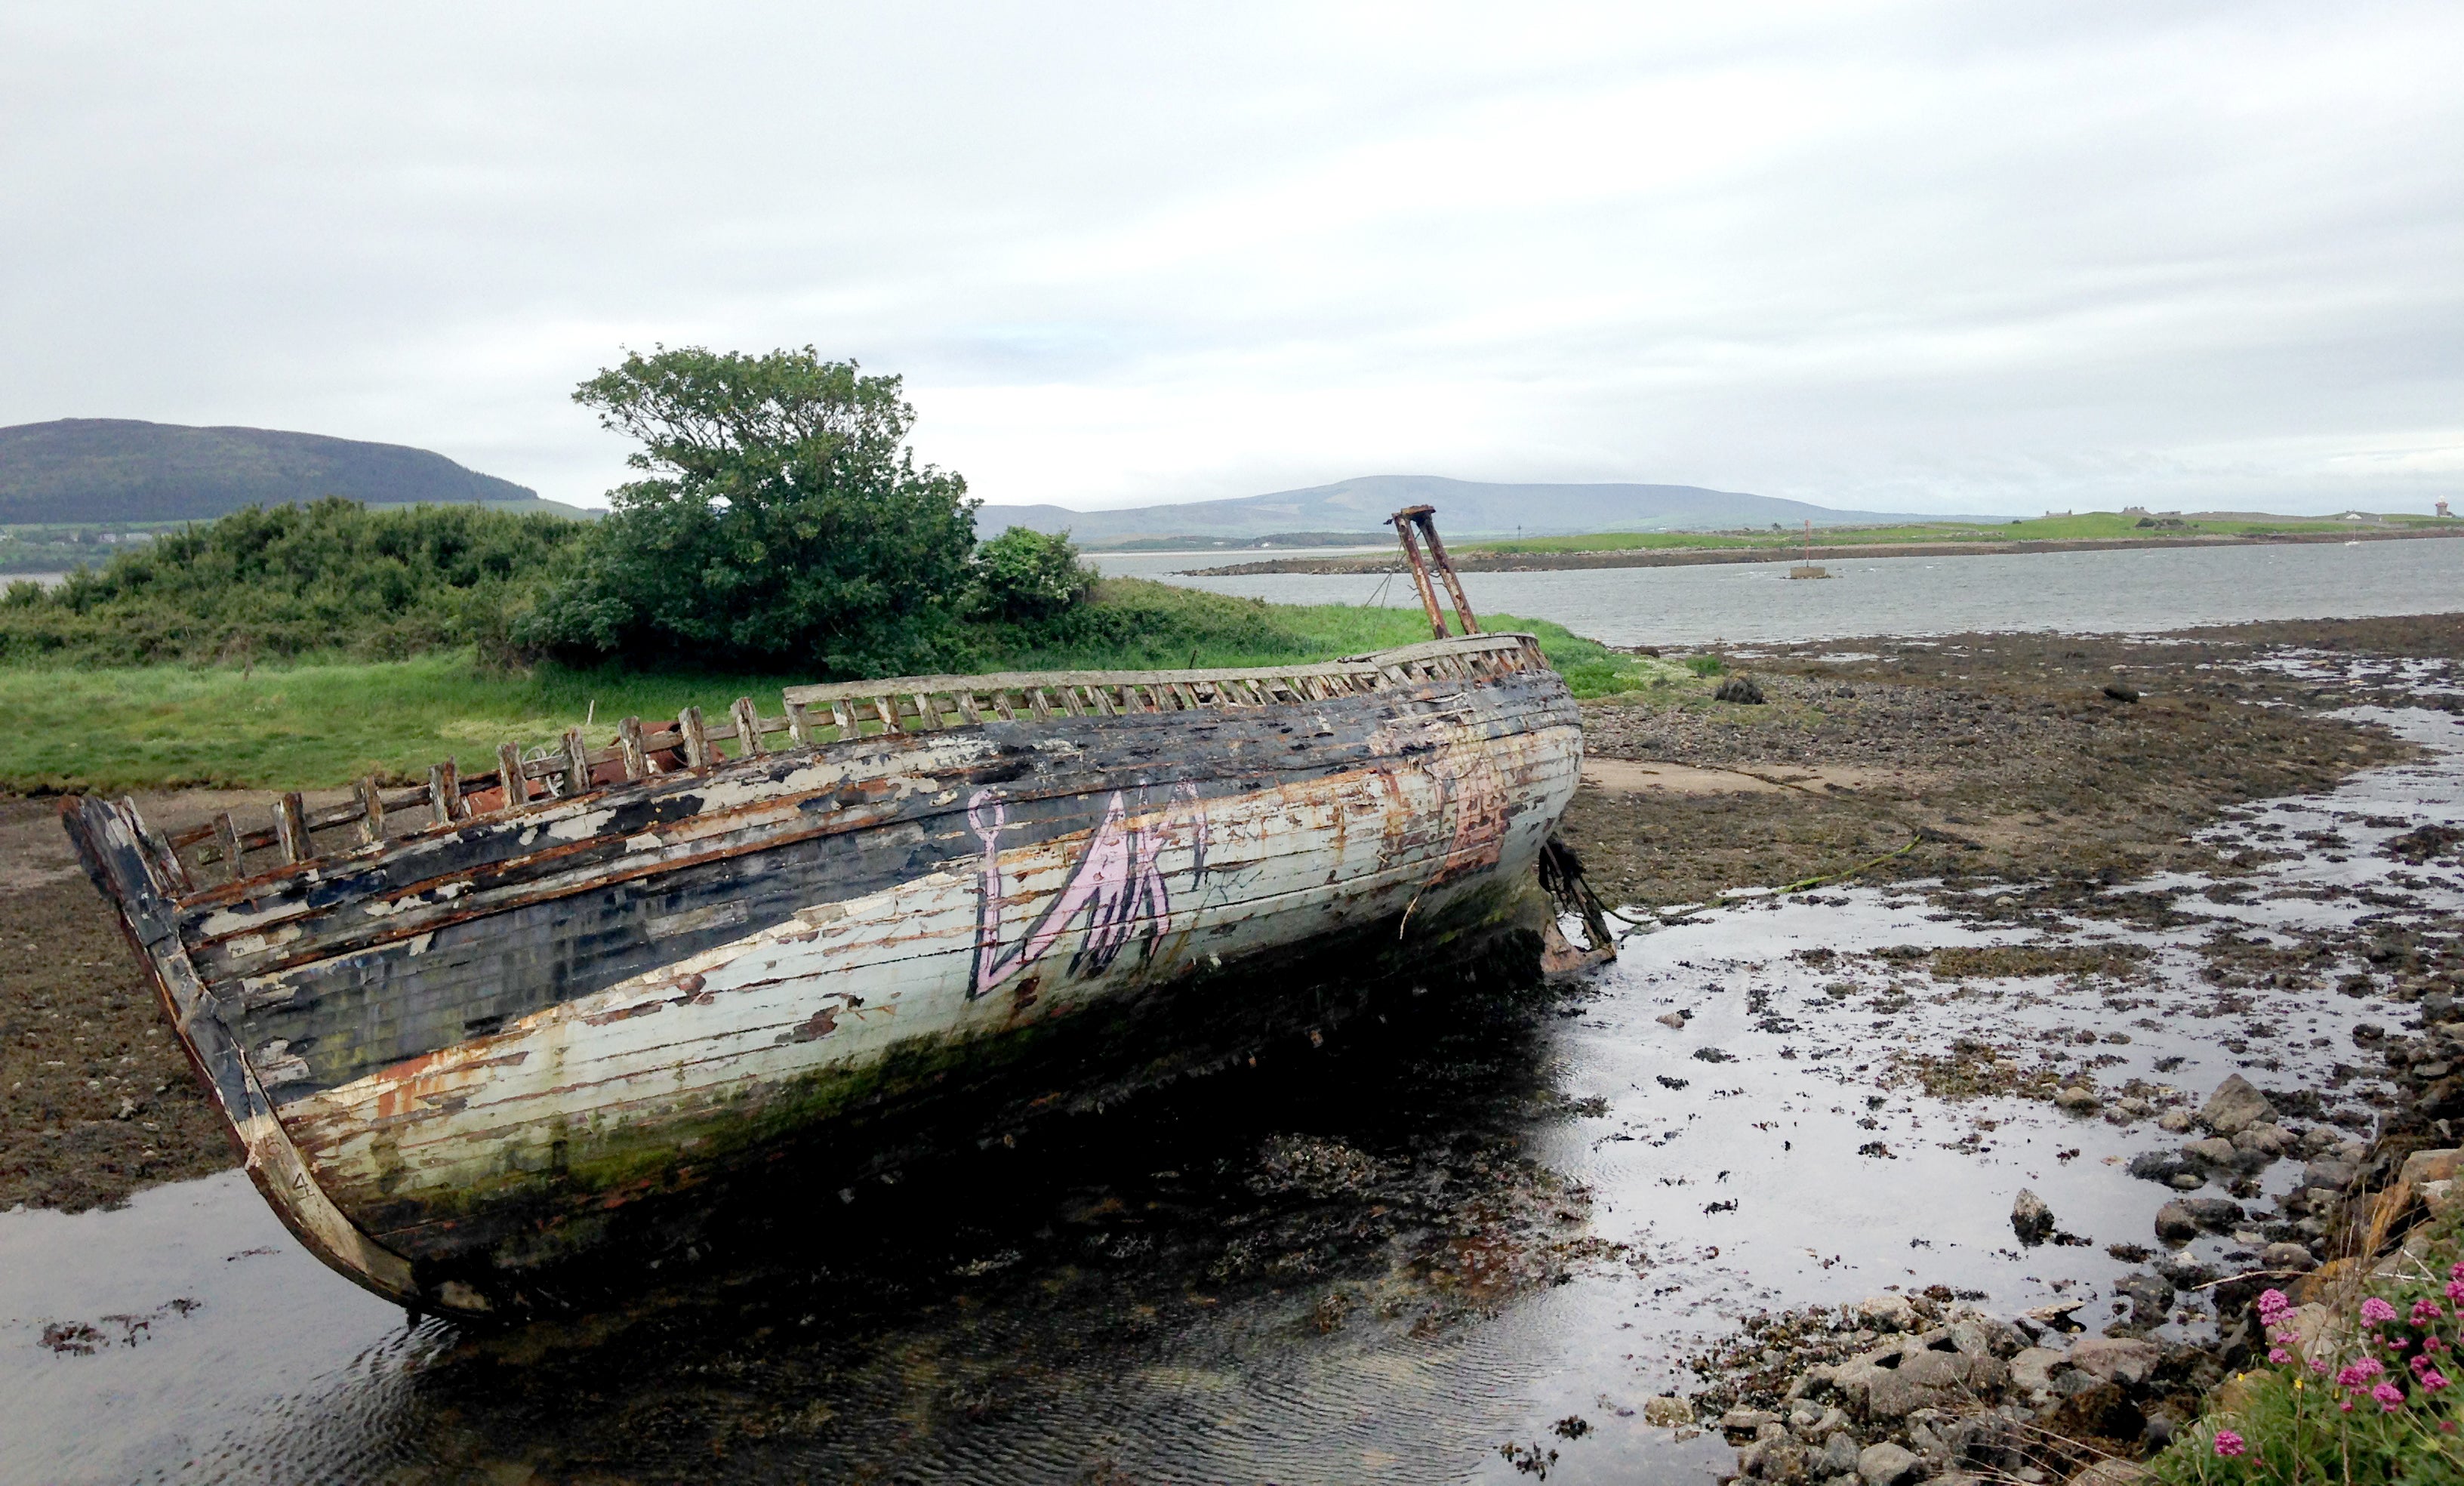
[64,634,1586,1316]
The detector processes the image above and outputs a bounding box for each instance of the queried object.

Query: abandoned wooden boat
[64,509,1606,1317]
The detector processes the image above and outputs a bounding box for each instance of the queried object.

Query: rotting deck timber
[63,632,1585,1318]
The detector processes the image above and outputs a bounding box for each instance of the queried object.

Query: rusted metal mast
[1388,504,1480,639]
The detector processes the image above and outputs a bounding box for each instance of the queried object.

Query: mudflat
[3,613,2454,1214]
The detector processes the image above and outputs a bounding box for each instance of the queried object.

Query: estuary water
[1092,537,2464,648]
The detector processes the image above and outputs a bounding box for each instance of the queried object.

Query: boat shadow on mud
[219,968,1624,1484]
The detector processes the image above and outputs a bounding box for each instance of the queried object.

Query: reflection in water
[9,700,2461,1484]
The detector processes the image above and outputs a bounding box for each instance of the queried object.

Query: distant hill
[0,418,558,524]
[976,474,1945,547]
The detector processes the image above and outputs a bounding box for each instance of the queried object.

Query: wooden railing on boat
[147,632,1547,893]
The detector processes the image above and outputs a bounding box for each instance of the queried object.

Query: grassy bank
[1469,510,2456,556]
[0,579,1667,794]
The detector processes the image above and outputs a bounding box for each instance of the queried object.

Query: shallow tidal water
[5,696,2462,1484]
[1095,537,2464,649]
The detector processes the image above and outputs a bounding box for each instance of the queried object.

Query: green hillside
[0,418,547,524]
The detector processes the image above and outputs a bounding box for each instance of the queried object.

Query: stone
[2126,1150,2191,1185]
[2065,1336,2162,1387]
[1738,1437,1810,1481]
[1834,1343,2008,1423]
[2198,1074,2275,1137]
[1657,1011,1689,1028]
[2423,1179,2461,1218]
[2398,1148,2464,1188]
[2151,1252,2216,1287]
[2231,1123,2291,1158]
[2182,1137,2241,1167]
[2112,1273,2175,1326]
[2153,1201,2200,1243]
[1726,1408,1782,1436]
[2041,1380,2145,1444]
[1947,1313,2025,1358]
[1947,1411,2025,1472]
[1858,1441,1923,1486]
[2180,1195,2244,1230]
[1817,1432,1862,1476]
[2068,1463,2150,1486]
[2156,1108,2192,1133]
[2010,1346,2067,1397]
[2102,683,2141,704]
[2260,1241,2318,1272]
[2054,1086,2102,1114]
[1858,1294,1920,1332]
[2167,1173,2206,1191]
[1716,674,1768,705]
[1642,1395,1692,1426]
[2304,1158,2360,1192]
[2013,1189,2056,1244]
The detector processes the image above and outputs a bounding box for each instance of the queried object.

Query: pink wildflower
[2364,1296,2401,1325]
[2430,1336,2450,1354]
[2258,1288,2293,1321]
[2214,1429,2247,1457]
[2447,1278,2464,1305]
[2449,1261,2464,1281]
[2341,1399,2356,1413]
[2269,1348,2293,1364]
[2311,1356,2331,1375]
[2416,1298,2448,1326]
[2424,1368,2452,1392]
[2339,1358,2388,1388]
[2374,1380,2407,1411]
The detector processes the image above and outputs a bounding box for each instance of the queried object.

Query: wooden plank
[730,698,764,757]
[137,810,196,896]
[274,794,310,865]
[563,729,592,794]
[492,739,527,808]
[618,718,648,780]
[785,701,815,748]
[356,778,387,845]
[429,760,461,825]
[775,632,1529,707]
[954,691,982,726]
[214,812,248,883]
[680,707,711,769]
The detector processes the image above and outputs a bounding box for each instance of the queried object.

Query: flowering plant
[2157,1249,2464,1484]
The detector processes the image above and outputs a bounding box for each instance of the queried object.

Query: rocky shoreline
[1675,910,2464,1485]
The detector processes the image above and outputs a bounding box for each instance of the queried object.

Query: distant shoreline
[1179,525,2464,575]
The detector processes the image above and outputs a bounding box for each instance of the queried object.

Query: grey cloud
[2,1,2457,515]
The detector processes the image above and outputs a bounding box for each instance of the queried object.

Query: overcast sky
[5,2,2459,516]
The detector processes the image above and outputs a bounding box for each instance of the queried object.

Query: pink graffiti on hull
[966,785,1207,999]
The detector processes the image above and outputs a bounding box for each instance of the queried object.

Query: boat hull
[66,638,1585,1315]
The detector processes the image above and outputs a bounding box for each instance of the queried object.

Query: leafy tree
[970,526,1093,625]
[525,346,979,676]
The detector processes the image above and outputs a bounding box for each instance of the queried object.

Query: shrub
[970,527,1093,626]
[0,498,583,666]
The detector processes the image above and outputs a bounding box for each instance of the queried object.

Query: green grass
[0,578,1673,794]
[1466,511,2451,556]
